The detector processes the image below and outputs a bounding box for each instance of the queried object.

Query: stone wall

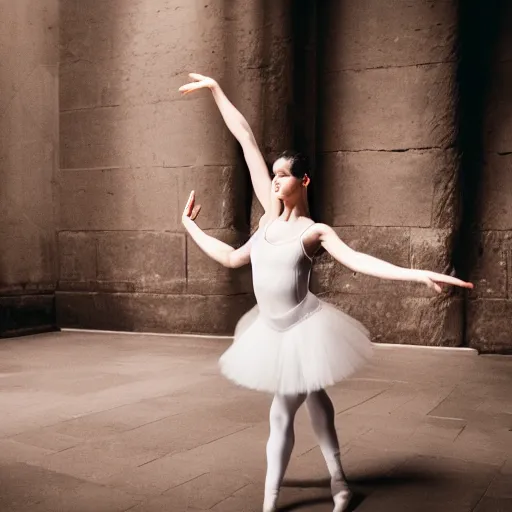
[466,1,512,353]
[56,0,293,334]
[3,0,510,351]
[0,0,59,336]
[311,0,463,346]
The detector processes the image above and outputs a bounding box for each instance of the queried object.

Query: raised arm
[313,224,473,293]
[179,73,276,215]
[181,191,251,269]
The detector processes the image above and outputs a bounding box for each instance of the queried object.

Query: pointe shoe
[331,476,352,512]
[332,487,353,512]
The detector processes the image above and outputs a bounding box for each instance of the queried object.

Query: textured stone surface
[470,4,512,353]
[467,300,512,353]
[56,0,269,335]
[311,227,413,297]
[467,231,509,299]
[410,228,453,274]
[485,62,512,154]
[0,1,58,114]
[60,0,226,80]
[480,154,512,230]
[431,149,459,229]
[177,166,248,232]
[58,232,97,283]
[56,292,255,335]
[59,168,179,231]
[317,151,443,228]
[96,232,187,294]
[319,64,456,152]
[60,100,236,170]
[4,0,510,350]
[0,222,56,288]
[322,0,457,71]
[312,226,455,299]
[321,293,463,347]
[186,229,252,295]
[311,0,464,349]
[0,0,59,335]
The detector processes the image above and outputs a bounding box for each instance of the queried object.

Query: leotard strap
[299,221,316,261]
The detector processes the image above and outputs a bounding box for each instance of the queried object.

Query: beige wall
[0,0,59,336]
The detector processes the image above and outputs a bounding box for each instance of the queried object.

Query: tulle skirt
[219,292,374,395]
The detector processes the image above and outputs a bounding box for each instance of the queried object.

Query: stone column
[0,0,59,336]
[312,0,462,346]
[57,0,290,334]
[467,2,512,353]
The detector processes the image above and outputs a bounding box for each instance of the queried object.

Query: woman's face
[271,157,302,200]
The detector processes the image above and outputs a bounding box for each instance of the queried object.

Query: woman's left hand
[415,270,474,293]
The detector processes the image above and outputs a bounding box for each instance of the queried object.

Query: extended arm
[179,73,277,215]
[210,84,274,212]
[181,191,251,269]
[315,224,473,292]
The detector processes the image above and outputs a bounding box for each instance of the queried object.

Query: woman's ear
[303,174,310,187]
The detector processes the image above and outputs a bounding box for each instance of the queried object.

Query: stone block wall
[56,0,292,334]
[2,0,510,351]
[466,2,512,353]
[0,0,59,336]
[311,0,463,346]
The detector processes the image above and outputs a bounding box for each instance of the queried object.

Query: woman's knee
[269,394,304,431]
[269,406,294,432]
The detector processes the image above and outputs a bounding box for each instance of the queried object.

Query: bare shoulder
[303,222,334,242]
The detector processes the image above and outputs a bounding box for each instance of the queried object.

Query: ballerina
[179,73,473,512]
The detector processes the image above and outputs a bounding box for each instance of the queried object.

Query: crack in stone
[60,164,227,171]
[325,59,457,74]
[60,104,120,113]
[321,146,454,154]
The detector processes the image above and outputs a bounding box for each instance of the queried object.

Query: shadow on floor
[279,467,444,510]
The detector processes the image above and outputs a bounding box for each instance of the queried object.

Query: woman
[179,73,473,512]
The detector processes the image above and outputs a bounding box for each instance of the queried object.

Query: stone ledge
[318,292,464,347]
[56,291,255,336]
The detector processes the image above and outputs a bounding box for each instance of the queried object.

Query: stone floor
[0,330,511,512]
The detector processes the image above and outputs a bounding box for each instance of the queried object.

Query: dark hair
[277,150,311,180]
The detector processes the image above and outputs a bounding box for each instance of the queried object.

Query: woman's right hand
[182,191,202,223]
[179,73,217,95]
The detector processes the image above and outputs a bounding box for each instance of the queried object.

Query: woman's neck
[280,197,310,221]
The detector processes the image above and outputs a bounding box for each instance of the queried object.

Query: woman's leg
[264,393,307,512]
[306,389,352,512]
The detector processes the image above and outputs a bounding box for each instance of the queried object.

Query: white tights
[263,390,351,512]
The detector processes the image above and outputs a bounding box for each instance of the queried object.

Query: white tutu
[219,293,374,395]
